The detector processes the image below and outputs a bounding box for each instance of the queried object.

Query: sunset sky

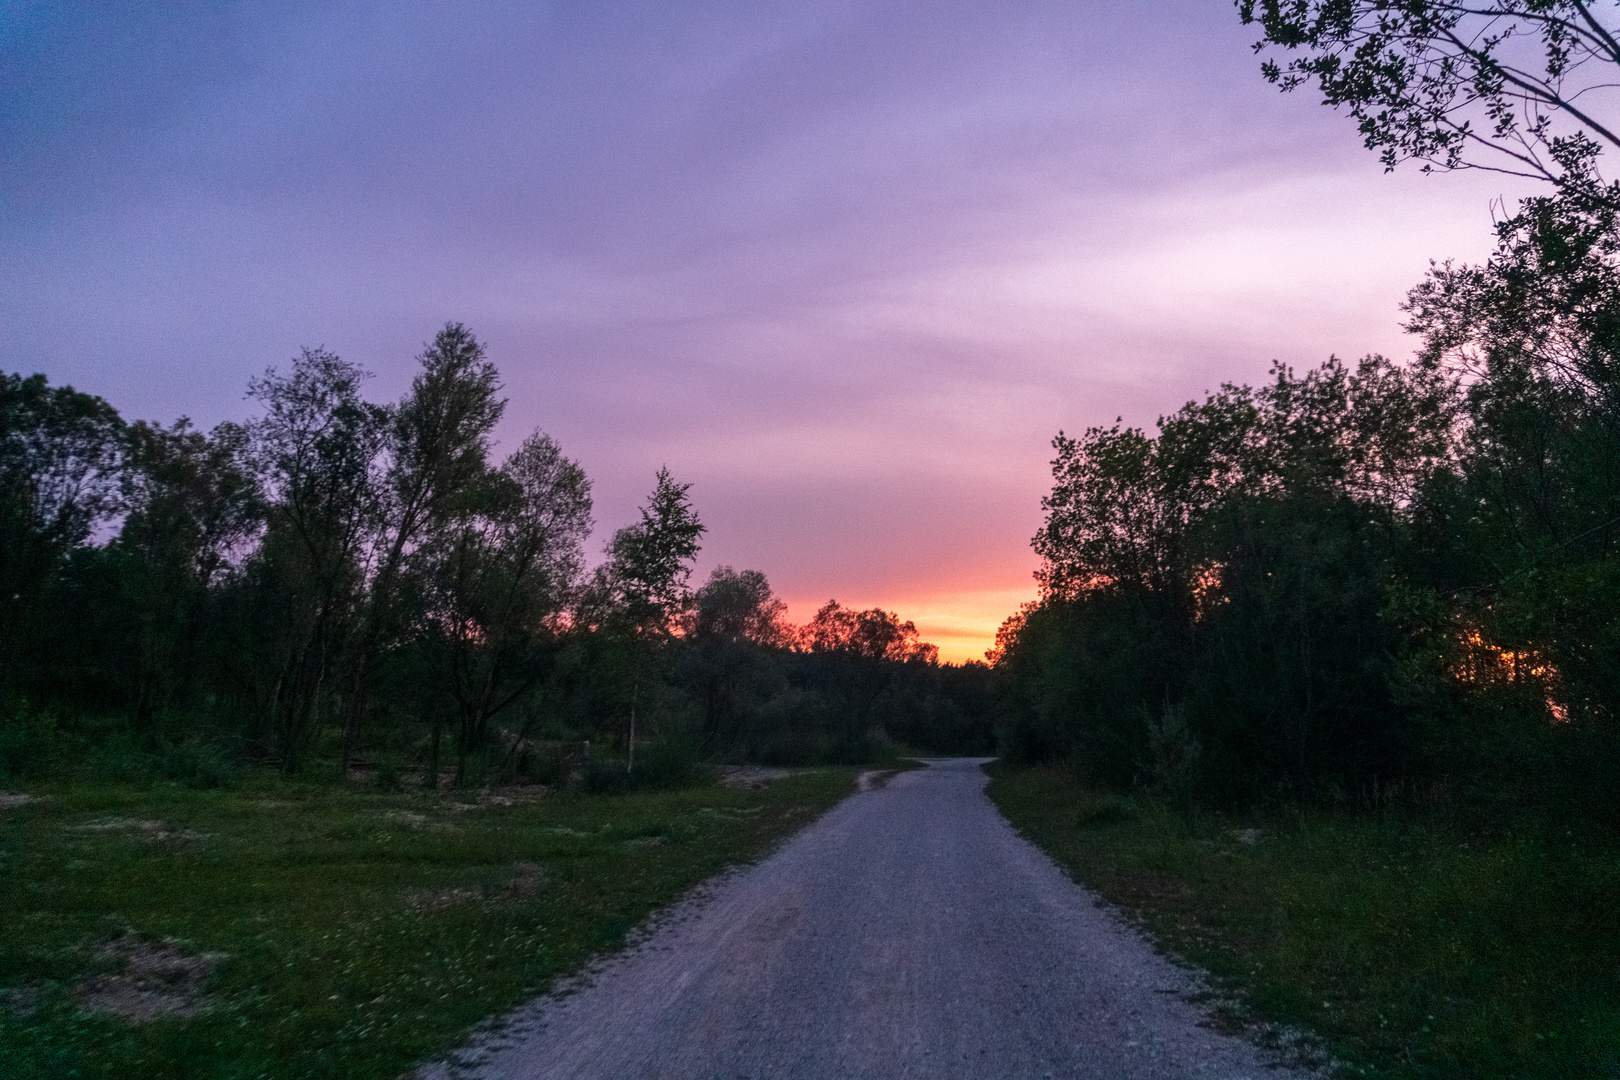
[2,2,1535,660]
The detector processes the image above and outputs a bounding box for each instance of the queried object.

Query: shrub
[160,741,241,790]
[514,744,568,787]
[87,729,157,784]
[1075,791,1138,827]
[372,761,403,792]
[578,757,633,795]
[0,705,62,782]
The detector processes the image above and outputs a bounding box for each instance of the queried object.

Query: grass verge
[986,763,1620,1079]
[0,767,857,1079]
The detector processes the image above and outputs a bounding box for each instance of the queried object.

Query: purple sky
[2,2,1532,659]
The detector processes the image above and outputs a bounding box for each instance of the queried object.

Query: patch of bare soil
[856,769,899,792]
[0,791,38,810]
[1,985,40,1018]
[405,887,484,913]
[474,785,552,807]
[382,809,430,825]
[439,786,552,813]
[718,766,790,790]
[406,863,548,912]
[75,818,204,843]
[78,934,221,1022]
[502,863,546,899]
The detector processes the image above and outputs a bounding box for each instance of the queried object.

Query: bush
[752,732,821,767]
[0,705,62,782]
[372,761,403,792]
[996,708,1068,767]
[633,736,708,789]
[1075,791,1138,827]
[87,729,157,784]
[819,731,898,766]
[579,757,633,795]
[577,737,710,795]
[160,741,242,790]
[1145,700,1200,805]
[514,744,568,787]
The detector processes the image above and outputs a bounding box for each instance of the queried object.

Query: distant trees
[0,326,991,788]
[794,600,942,757]
[689,567,792,648]
[802,600,939,663]
[681,567,793,753]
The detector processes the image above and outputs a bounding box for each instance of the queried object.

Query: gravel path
[420,759,1310,1080]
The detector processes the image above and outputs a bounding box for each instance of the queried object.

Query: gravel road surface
[421,759,1309,1079]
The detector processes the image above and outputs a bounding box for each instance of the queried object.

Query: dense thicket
[994,153,1620,813]
[0,325,990,788]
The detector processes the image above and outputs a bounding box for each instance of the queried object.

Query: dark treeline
[993,144,1620,816]
[0,325,991,789]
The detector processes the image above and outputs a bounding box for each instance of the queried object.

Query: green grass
[987,764,1620,1079]
[0,767,859,1079]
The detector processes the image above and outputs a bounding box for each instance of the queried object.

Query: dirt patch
[75,818,204,843]
[718,766,790,790]
[407,864,548,911]
[78,934,221,1021]
[1103,870,1195,919]
[0,792,38,810]
[2,985,40,1018]
[1230,828,1263,846]
[502,863,547,899]
[405,887,483,913]
[475,785,553,807]
[381,810,430,826]
[856,769,899,792]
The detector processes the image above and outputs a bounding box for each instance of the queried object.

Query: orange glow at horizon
[1455,628,1568,723]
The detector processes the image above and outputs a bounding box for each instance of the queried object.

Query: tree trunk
[427,718,441,792]
[628,676,638,774]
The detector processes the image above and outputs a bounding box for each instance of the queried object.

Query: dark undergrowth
[987,763,1620,1080]
[0,766,858,1079]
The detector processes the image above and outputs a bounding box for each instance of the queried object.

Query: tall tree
[342,322,506,767]
[419,431,592,786]
[0,372,124,693]
[689,566,792,648]
[682,567,793,751]
[113,418,260,737]
[244,348,388,770]
[1239,0,1620,181]
[1403,141,1620,721]
[592,468,705,769]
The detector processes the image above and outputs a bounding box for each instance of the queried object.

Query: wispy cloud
[1,0,1532,657]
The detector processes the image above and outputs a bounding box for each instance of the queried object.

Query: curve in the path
[421,759,1308,1080]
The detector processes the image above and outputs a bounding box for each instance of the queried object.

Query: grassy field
[987,764,1620,1079]
[0,766,860,1079]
